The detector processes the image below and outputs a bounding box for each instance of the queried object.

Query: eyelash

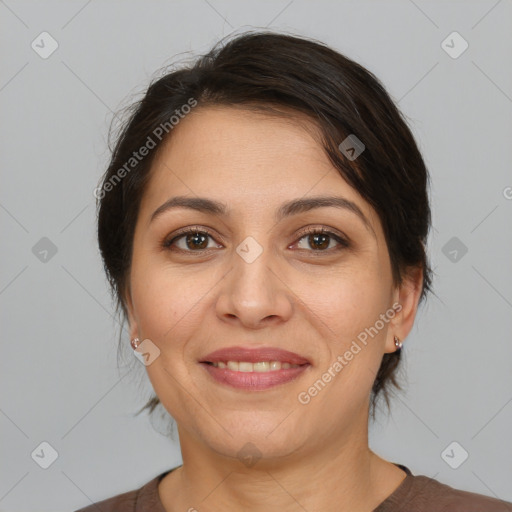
[161,225,350,254]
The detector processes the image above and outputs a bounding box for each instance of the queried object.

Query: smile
[206,361,301,372]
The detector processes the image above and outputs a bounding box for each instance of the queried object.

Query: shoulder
[73,487,138,512]
[394,473,512,512]
[73,470,171,512]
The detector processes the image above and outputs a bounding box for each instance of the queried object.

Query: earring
[394,335,403,351]
[131,337,140,350]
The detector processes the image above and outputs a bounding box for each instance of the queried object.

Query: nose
[215,243,294,329]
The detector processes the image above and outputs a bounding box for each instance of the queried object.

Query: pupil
[310,233,329,250]
[187,232,208,250]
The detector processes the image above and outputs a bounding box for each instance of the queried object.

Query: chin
[198,414,309,465]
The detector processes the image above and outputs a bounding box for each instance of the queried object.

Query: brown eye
[182,232,210,250]
[295,228,349,252]
[305,233,330,250]
[162,226,348,254]
[163,228,221,252]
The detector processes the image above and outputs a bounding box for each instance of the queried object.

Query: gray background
[1,1,511,510]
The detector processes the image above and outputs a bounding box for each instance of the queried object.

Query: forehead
[150,105,329,185]
[140,106,380,232]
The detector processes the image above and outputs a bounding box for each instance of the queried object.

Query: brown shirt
[74,464,512,511]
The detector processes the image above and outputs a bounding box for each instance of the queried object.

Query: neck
[159,421,406,512]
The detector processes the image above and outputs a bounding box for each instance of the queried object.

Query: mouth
[203,360,303,371]
[199,346,311,391]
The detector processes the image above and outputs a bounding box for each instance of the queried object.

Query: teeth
[253,361,269,372]
[238,362,253,373]
[210,361,301,372]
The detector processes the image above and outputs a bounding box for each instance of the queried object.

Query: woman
[76,31,512,511]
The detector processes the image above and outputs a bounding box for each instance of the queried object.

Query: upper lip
[200,346,311,365]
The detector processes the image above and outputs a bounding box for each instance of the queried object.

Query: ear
[384,265,424,354]
[124,282,139,342]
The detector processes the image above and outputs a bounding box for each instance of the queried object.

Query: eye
[162,227,221,252]
[293,227,349,252]
[162,226,349,254]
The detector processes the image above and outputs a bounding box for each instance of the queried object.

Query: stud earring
[393,335,402,351]
[131,337,140,350]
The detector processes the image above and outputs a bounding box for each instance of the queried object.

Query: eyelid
[162,225,220,248]
[294,226,349,244]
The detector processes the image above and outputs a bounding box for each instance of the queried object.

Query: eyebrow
[150,195,375,237]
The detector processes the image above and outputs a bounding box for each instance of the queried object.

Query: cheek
[296,278,391,411]
[297,262,390,342]
[130,262,209,344]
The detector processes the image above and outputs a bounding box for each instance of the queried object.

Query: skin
[125,106,423,512]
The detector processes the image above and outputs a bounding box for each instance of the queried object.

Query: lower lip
[200,363,310,390]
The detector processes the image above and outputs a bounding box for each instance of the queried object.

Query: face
[126,106,421,465]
